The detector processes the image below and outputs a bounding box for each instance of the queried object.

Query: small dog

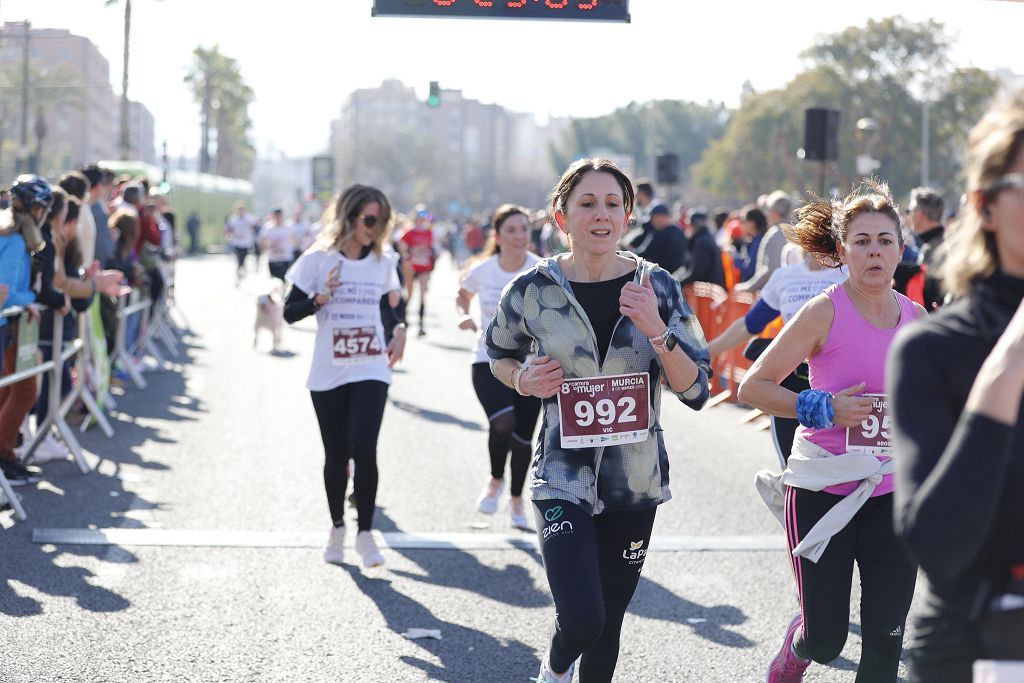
[255,287,285,352]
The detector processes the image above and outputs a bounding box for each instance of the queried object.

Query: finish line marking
[32,528,785,552]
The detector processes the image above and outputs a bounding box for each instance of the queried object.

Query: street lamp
[855,117,881,178]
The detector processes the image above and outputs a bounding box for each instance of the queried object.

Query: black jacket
[889,272,1024,613]
[917,225,946,311]
[674,225,725,289]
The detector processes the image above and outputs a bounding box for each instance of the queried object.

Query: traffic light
[427,81,441,108]
[655,153,679,185]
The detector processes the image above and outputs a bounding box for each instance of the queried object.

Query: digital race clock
[372,0,630,23]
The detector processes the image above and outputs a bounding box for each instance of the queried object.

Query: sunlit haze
[3,0,1021,159]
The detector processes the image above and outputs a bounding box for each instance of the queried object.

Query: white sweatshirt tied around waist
[755,435,895,563]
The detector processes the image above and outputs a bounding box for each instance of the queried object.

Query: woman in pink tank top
[740,180,927,682]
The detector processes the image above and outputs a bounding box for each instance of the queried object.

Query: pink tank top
[799,283,918,496]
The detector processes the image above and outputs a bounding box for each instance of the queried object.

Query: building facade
[0,22,155,179]
[330,78,564,216]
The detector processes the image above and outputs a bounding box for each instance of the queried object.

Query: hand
[325,265,341,294]
[829,382,874,428]
[94,270,125,297]
[619,272,663,338]
[25,303,41,323]
[0,283,8,309]
[519,356,564,398]
[58,294,71,317]
[387,326,407,367]
[85,260,100,281]
[457,314,477,332]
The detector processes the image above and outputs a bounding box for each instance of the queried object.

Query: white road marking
[32,528,786,551]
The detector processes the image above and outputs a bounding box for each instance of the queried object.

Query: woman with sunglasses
[889,90,1024,681]
[284,185,407,569]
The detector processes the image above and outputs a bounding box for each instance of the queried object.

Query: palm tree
[105,0,160,159]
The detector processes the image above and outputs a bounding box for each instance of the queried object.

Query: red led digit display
[373,0,630,22]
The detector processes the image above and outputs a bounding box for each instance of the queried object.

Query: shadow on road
[345,565,541,682]
[388,398,484,432]
[375,509,549,609]
[0,333,204,619]
[629,576,754,647]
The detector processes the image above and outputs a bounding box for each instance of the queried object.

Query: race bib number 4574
[557,372,651,449]
[332,326,383,365]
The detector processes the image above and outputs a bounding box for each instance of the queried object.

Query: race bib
[557,372,651,449]
[845,394,891,454]
[332,326,383,365]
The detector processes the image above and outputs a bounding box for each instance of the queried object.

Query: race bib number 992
[557,372,651,449]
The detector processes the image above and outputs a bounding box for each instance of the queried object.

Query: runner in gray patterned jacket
[486,250,710,514]
[485,158,711,683]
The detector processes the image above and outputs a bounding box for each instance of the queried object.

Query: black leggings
[533,499,657,683]
[786,489,917,682]
[771,364,810,466]
[310,380,389,531]
[470,363,541,496]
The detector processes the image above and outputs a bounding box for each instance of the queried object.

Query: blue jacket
[0,231,36,329]
[486,252,711,515]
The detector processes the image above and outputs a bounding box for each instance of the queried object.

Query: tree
[693,17,999,204]
[0,62,85,177]
[341,130,450,211]
[548,99,728,191]
[184,45,256,179]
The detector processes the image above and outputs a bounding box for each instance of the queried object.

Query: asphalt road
[0,252,915,682]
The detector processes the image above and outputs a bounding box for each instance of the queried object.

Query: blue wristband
[796,389,835,429]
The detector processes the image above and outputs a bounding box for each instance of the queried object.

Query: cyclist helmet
[9,174,54,212]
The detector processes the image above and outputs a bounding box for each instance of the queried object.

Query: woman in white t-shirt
[456,205,542,529]
[284,184,406,569]
[707,251,847,464]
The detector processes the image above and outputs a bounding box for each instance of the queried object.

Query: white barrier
[0,275,188,523]
[0,307,88,521]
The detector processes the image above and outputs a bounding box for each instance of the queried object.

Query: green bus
[99,160,254,251]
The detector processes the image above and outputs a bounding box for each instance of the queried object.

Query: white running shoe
[509,497,529,530]
[323,526,345,565]
[355,530,385,568]
[535,655,575,683]
[476,478,505,515]
[26,433,70,464]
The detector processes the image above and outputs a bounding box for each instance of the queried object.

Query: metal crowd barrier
[0,281,186,522]
[0,307,89,521]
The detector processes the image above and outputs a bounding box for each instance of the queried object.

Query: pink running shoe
[766,613,811,682]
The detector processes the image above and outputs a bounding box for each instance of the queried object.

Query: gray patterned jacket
[486,252,711,515]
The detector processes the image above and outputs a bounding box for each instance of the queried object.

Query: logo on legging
[623,539,647,566]
[544,506,564,523]
[541,507,573,540]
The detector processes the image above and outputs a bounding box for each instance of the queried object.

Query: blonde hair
[943,89,1024,298]
[783,178,902,269]
[315,184,393,256]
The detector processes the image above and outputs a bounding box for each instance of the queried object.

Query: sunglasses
[356,214,379,228]
[989,173,1024,200]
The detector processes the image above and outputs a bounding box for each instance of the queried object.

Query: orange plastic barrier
[683,282,730,396]
[683,284,786,406]
[721,251,740,292]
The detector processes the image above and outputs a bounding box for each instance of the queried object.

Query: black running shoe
[0,459,41,487]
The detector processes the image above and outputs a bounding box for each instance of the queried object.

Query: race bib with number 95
[557,372,651,449]
[845,393,891,454]
[332,326,383,365]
